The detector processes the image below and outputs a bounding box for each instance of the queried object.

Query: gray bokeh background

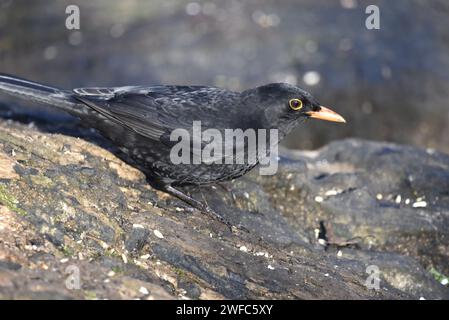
[1,0,448,152]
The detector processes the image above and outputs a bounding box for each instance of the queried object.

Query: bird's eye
[289,98,303,110]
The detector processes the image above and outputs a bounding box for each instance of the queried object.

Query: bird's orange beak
[306,106,346,123]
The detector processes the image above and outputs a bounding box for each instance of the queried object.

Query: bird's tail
[0,73,82,114]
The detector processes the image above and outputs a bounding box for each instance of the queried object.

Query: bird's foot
[165,185,241,232]
[202,204,249,233]
[200,203,233,231]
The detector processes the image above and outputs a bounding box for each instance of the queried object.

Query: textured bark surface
[0,119,448,299]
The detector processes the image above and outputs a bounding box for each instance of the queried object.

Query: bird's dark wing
[72,85,242,149]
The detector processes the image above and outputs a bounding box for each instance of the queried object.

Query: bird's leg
[197,185,210,207]
[164,185,233,230]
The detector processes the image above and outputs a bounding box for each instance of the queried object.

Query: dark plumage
[0,74,345,227]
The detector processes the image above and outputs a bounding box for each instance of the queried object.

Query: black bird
[0,74,345,226]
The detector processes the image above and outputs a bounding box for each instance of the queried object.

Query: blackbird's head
[243,83,345,135]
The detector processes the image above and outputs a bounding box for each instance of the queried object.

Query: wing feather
[72,85,242,148]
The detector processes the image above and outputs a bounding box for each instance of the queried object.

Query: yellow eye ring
[289,98,303,110]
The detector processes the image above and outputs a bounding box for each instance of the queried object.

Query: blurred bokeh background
[1,0,448,152]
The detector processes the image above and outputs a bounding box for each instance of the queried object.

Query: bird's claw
[201,205,233,231]
[201,205,249,233]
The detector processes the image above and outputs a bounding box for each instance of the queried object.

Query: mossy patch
[61,244,75,257]
[0,184,26,215]
[429,267,448,286]
[84,291,97,300]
